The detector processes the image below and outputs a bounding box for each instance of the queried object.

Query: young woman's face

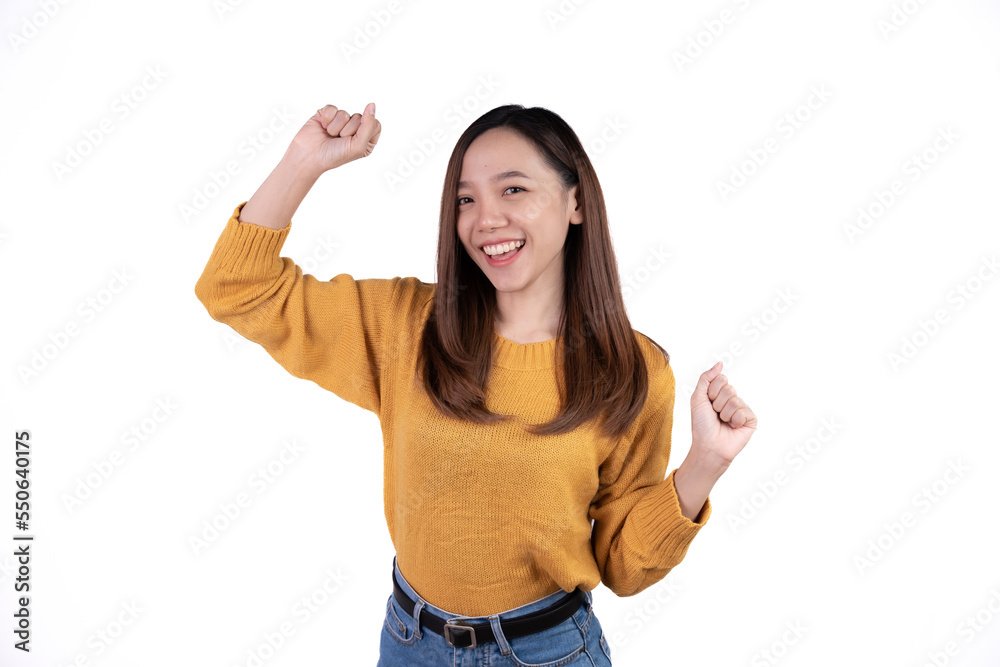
[456,127,582,302]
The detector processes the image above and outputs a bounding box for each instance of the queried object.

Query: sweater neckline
[493,332,560,370]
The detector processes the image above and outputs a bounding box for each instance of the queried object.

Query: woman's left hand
[690,361,757,469]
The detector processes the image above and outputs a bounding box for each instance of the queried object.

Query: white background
[2,0,1000,665]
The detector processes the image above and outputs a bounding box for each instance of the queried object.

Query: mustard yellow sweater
[194,201,712,617]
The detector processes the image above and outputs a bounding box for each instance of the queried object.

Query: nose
[476,197,507,231]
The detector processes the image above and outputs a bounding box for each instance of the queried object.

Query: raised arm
[193,103,392,414]
[238,102,381,230]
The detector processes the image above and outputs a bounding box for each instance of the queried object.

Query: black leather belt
[391,567,587,649]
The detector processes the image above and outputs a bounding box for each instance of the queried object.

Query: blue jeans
[378,556,613,666]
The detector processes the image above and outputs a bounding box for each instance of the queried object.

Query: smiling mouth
[483,242,524,261]
[482,240,525,259]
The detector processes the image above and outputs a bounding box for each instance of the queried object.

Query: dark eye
[456,187,525,206]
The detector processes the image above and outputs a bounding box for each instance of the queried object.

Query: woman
[194,101,757,665]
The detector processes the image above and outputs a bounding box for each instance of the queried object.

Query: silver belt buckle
[443,620,477,648]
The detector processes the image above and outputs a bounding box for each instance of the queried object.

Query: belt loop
[488,614,511,655]
[394,556,425,640]
[412,597,425,639]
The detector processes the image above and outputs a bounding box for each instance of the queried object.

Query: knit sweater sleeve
[193,201,396,416]
[588,361,712,596]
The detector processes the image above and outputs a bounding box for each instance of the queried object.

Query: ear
[567,185,584,225]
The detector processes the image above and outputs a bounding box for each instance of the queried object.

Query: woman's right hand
[286,102,381,176]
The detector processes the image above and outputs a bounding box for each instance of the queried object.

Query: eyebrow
[457,170,533,190]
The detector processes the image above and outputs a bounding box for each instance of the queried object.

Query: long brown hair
[416,104,669,439]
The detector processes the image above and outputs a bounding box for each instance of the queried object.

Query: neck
[494,284,564,344]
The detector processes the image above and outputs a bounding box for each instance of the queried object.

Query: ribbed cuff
[630,468,712,565]
[213,201,293,278]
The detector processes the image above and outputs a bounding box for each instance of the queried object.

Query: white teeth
[483,240,524,256]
